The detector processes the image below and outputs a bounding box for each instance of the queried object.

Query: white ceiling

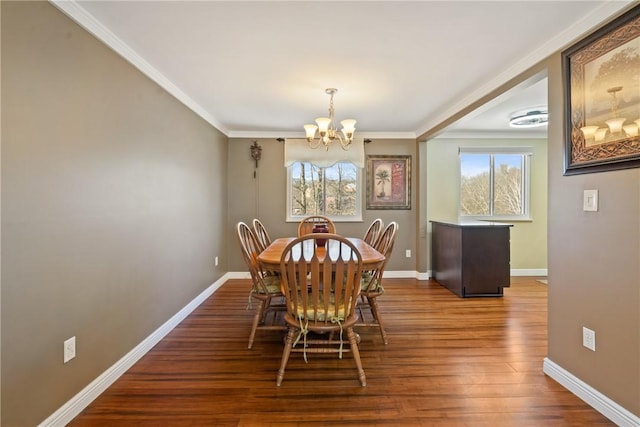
[53,1,634,139]
[442,73,549,138]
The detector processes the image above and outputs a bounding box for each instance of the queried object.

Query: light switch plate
[583,189,598,212]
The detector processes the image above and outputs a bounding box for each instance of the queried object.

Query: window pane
[289,162,358,218]
[493,154,523,215]
[323,163,357,216]
[458,148,530,220]
[460,154,490,215]
[290,162,323,215]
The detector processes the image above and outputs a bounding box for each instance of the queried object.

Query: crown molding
[228,131,417,139]
[436,129,547,140]
[49,0,229,135]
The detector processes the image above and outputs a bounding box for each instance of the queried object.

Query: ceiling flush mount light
[509,108,548,128]
[304,88,356,151]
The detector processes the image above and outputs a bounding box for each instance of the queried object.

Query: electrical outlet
[582,327,595,351]
[215,256,219,266]
[405,249,411,258]
[64,336,76,363]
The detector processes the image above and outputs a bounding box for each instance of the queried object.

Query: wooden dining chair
[276,233,366,386]
[252,218,272,253]
[297,215,336,237]
[363,218,384,246]
[357,221,398,344]
[236,222,286,349]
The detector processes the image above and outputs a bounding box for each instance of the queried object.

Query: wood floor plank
[68,278,614,426]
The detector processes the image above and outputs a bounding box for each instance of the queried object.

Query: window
[287,161,362,221]
[459,147,531,220]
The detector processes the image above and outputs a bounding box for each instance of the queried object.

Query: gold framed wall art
[563,5,640,175]
[366,155,411,210]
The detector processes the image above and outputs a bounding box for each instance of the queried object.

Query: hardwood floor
[69,277,614,426]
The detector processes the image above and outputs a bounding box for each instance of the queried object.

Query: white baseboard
[39,274,231,427]
[226,271,251,279]
[417,271,430,280]
[511,268,548,276]
[385,269,548,280]
[384,270,419,278]
[543,358,640,427]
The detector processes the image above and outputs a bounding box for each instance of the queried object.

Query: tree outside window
[288,162,360,219]
[459,150,530,220]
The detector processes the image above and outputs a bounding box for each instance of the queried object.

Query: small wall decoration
[250,140,262,178]
[366,155,411,210]
[563,5,640,175]
[250,140,262,168]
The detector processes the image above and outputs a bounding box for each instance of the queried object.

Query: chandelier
[304,88,356,151]
[580,86,640,142]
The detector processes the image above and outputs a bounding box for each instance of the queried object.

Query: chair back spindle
[363,218,384,246]
[252,218,272,253]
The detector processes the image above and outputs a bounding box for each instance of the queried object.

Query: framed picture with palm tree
[366,155,411,210]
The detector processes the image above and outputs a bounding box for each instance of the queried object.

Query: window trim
[286,161,363,223]
[458,147,532,221]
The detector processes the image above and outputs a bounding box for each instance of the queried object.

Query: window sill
[460,216,533,223]
[287,216,363,223]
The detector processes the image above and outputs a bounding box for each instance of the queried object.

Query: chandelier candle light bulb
[304,124,318,140]
[605,117,626,134]
[594,127,609,142]
[341,119,356,139]
[580,125,600,139]
[623,124,638,137]
[316,117,331,134]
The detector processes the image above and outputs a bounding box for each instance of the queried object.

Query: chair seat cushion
[293,294,348,322]
[361,272,384,293]
[256,274,282,295]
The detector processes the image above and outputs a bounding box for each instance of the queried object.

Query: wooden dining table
[257,236,385,271]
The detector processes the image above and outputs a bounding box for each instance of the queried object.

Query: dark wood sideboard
[430,220,512,297]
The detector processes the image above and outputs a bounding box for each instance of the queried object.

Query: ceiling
[54,1,633,140]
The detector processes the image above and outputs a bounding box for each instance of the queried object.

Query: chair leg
[368,296,388,345]
[248,300,266,349]
[276,327,296,386]
[346,327,366,386]
[365,297,377,322]
[357,295,367,321]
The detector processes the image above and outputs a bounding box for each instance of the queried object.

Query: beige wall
[546,52,639,415]
[227,138,418,273]
[1,2,228,425]
[425,138,548,272]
